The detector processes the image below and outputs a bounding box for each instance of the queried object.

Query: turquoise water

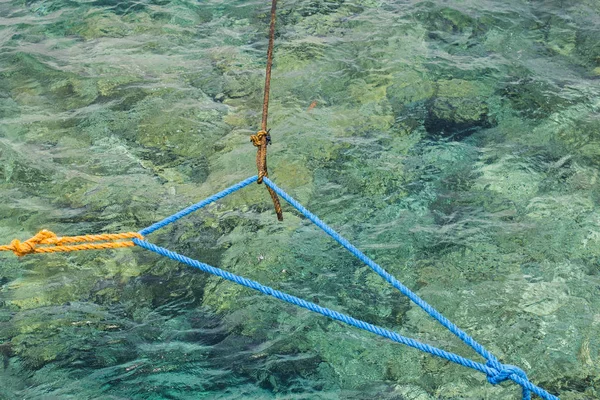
[0,0,599,398]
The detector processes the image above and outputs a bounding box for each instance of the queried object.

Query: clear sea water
[0,0,599,398]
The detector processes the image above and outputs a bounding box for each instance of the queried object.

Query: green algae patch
[387,74,498,137]
[7,302,124,369]
[269,159,313,191]
[425,79,496,136]
[501,77,573,120]
[97,76,142,97]
[436,79,493,98]
[415,5,485,36]
[4,248,143,311]
[387,72,435,109]
[2,53,99,112]
[472,154,543,203]
[69,11,130,39]
[275,39,327,72]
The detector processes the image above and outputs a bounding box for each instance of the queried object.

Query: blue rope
[133,238,556,400]
[263,177,559,399]
[139,175,258,236]
[264,178,496,357]
[136,176,559,399]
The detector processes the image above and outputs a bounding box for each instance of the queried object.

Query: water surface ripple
[0,0,599,398]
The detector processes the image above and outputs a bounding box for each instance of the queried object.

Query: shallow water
[0,0,599,398]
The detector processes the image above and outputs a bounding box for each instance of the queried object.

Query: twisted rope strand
[0,230,142,256]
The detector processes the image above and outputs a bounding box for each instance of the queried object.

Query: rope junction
[1,176,559,400]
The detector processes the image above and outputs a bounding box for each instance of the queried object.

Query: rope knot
[9,239,34,256]
[250,130,268,147]
[8,230,58,256]
[1,230,142,256]
[486,360,531,400]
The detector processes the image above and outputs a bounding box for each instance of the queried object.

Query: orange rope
[0,230,143,257]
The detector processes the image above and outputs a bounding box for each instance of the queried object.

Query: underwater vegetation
[0,0,599,398]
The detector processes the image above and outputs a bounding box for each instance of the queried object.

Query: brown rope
[253,0,283,221]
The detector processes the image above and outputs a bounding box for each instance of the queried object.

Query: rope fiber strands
[0,230,143,256]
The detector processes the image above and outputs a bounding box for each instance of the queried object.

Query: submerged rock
[501,77,572,120]
[388,76,496,139]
